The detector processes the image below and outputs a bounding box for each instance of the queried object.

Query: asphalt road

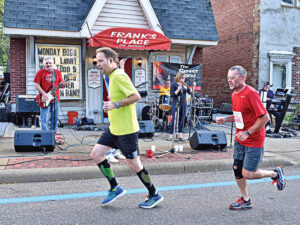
[1,166,300,225]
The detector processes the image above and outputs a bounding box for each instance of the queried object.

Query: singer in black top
[168,72,196,141]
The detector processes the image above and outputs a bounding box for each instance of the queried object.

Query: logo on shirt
[44,74,55,83]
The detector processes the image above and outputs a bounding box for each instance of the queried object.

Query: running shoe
[229,196,252,210]
[102,186,126,205]
[139,193,164,209]
[113,150,126,160]
[105,153,119,163]
[272,167,286,191]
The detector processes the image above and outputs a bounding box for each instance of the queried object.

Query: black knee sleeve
[233,159,243,179]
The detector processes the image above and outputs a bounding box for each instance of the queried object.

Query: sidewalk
[0,122,298,183]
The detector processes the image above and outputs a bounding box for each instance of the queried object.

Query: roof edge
[171,39,218,46]
[139,0,164,34]
[80,0,106,38]
[4,27,81,38]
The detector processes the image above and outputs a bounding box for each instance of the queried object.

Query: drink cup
[151,145,156,152]
[179,145,183,152]
[175,145,179,152]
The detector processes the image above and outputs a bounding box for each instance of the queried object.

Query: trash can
[68,111,78,125]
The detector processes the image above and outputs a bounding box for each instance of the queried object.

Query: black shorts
[97,129,139,159]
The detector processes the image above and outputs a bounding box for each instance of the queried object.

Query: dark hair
[96,47,119,62]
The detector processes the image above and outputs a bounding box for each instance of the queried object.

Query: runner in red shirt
[216,65,286,210]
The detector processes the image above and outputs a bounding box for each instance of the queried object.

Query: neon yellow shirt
[108,69,139,135]
[160,86,170,96]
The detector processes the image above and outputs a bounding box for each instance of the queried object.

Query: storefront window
[281,0,294,6]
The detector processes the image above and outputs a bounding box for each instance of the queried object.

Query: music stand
[156,96,190,159]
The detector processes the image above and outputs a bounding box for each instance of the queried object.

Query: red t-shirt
[231,85,267,148]
[34,69,63,102]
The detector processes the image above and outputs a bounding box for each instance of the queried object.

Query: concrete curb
[0,158,296,184]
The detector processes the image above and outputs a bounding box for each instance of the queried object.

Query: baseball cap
[263,81,270,86]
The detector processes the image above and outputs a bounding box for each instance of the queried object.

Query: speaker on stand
[189,130,227,150]
[14,130,55,152]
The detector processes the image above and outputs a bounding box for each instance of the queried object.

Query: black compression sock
[98,159,118,189]
[136,168,157,196]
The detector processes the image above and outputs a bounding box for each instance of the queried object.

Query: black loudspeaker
[16,95,40,113]
[14,130,55,152]
[189,130,227,150]
[138,120,155,138]
[0,105,8,122]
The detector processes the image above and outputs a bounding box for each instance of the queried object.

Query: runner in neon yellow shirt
[90,47,164,209]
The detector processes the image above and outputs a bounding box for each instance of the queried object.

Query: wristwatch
[246,130,252,136]
[115,102,120,109]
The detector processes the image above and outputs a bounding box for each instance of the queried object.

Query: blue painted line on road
[1,175,300,205]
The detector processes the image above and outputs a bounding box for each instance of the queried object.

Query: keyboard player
[259,81,280,131]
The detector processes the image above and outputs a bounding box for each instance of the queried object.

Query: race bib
[233,111,244,129]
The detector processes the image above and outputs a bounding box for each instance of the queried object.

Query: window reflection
[281,0,294,6]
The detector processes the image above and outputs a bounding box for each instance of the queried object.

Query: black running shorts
[97,129,139,159]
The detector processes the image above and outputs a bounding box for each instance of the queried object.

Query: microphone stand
[51,68,57,134]
[188,79,195,140]
[157,94,190,159]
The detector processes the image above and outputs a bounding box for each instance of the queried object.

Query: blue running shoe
[102,186,126,205]
[273,167,286,191]
[229,196,252,210]
[139,193,164,209]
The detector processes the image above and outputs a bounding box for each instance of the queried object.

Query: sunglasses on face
[227,75,242,80]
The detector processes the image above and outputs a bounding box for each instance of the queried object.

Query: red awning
[87,27,171,51]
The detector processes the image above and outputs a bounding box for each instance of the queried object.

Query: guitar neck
[50,81,66,94]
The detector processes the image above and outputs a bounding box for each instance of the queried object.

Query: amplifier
[219,103,232,114]
[16,94,40,113]
[138,120,155,138]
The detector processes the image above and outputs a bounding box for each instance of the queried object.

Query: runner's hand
[103,96,117,111]
[236,131,249,141]
[216,117,226,125]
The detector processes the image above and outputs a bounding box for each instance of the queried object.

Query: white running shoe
[113,150,126,160]
[105,153,119,163]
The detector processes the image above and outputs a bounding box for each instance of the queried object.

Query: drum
[159,95,171,111]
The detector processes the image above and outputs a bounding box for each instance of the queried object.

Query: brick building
[4,0,218,123]
[200,0,300,107]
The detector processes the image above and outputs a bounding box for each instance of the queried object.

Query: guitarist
[34,56,65,136]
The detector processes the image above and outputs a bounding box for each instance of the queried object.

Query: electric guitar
[36,79,69,109]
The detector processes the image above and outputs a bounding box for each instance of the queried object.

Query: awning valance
[87,27,171,51]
